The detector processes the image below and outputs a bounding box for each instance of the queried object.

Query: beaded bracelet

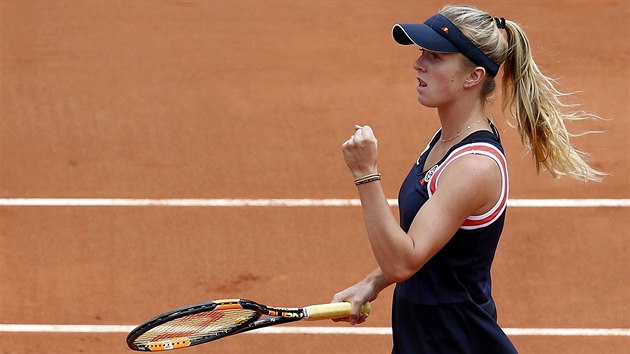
[354,172,381,186]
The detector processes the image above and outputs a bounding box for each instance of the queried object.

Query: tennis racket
[126,298,371,351]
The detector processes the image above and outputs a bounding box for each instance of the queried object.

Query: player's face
[413,49,469,108]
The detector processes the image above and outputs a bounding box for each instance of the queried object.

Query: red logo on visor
[442,27,449,34]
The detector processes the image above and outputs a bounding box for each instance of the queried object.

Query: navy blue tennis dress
[392,125,518,354]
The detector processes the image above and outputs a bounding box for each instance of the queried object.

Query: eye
[420,49,440,61]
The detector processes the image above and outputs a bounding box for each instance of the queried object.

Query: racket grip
[304,302,371,321]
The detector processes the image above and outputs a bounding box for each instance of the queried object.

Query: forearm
[356,181,418,282]
[342,125,424,282]
[363,266,394,295]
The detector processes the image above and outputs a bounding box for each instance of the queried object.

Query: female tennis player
[332,5,604,353]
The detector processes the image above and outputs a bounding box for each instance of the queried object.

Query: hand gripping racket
[126,298,371,351]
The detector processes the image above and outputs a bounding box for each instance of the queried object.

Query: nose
[413,56,425,72]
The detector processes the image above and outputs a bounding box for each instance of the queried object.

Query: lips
[417,78,427,87]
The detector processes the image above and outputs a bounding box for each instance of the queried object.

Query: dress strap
[427,142,509,229]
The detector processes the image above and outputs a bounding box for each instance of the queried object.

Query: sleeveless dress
[391,126,518,354]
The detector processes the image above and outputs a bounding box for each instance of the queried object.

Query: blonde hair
[440,5,604,181]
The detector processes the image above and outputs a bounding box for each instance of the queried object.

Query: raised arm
[343,125,501,283]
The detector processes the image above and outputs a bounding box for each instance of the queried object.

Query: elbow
[373,241,428,283]
[380,264,419,284]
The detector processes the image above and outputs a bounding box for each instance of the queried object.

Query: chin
[417,96,439,108]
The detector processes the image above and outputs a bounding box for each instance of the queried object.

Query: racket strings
[134,309,258,344]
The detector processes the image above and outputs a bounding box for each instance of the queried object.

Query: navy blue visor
[392,14,499,77]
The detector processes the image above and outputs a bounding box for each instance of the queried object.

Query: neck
[437,97,486,142]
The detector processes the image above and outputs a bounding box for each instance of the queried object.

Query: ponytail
[441,5,605,181]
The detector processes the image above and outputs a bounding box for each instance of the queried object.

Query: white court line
[2,199,626,338]
[0,198,628,207]
[0,324,628,336]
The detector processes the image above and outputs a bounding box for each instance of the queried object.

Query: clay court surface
[1,1,628,353]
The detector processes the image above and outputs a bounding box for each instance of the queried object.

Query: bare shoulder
[436,153,502,214]
[445,153,501,179]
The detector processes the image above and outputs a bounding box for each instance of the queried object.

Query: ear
[464,67,487,89]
